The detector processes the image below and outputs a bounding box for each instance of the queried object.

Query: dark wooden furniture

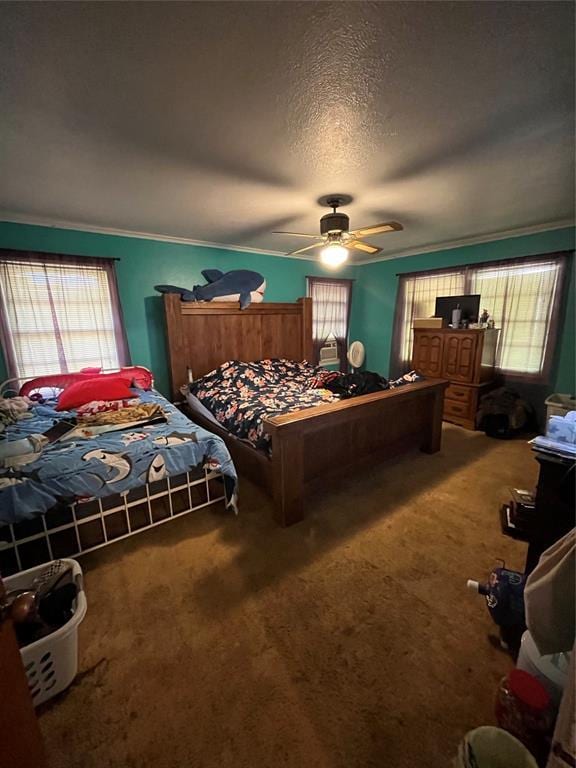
[525,452,575,575]
[412,327,498,430]
[164,294,448,526]
[0,575,48,768]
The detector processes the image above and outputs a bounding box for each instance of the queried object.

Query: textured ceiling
[0,1,574,263]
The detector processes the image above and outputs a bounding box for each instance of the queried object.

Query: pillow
[56,376,134,411]
[115,366,153,390]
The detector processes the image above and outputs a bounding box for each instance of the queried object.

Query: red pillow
[56,376,134,411]
[115,366,153,390]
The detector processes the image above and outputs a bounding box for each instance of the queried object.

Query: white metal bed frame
[0,368,227,575]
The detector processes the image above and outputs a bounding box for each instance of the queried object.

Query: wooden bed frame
[164,293,448,526]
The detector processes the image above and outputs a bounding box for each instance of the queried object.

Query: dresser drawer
[444,398,473,419]
[446,384,472,404]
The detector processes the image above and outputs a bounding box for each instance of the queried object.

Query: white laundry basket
[545,393,576,420]
[5,558,87,707]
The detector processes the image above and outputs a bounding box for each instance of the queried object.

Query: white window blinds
[0,253,129,380]
[469,259,564,375]
[307,277,353,372]
[393,254,567,378]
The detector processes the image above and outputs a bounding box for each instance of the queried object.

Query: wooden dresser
[412,328,499,429]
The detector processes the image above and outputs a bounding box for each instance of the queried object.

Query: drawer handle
[452,390,467,399]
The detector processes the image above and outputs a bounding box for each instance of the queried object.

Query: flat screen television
[434,294,480,324]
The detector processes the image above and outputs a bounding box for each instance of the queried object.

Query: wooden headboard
[163,293,313,399]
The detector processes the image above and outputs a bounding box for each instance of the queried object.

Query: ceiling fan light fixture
[320,242,348,268]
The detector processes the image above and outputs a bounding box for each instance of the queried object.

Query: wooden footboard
[264,379,447,525]
[185,379,447,526]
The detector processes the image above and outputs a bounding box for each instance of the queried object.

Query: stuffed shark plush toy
[155,270,266,310]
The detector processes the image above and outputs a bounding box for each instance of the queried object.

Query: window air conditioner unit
[319,340,339,366]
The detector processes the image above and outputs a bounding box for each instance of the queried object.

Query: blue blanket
[0,389,237,525]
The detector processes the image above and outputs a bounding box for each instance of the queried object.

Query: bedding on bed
[189,359,337,451]
[188,359,423,452]
[0,388,238,525]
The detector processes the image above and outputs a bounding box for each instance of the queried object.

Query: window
[396,270,466,365]
[306,277,353,371]
[392,253,568,379]
[0,251,129,380]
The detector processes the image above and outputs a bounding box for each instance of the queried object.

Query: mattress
[0,388,237,525]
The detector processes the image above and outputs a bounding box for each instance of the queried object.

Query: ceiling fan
[273,194,403,267]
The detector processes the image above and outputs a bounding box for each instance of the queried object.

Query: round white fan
[347,340,365,371]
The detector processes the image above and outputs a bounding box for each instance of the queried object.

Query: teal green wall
[0,222,573,397]
[355,227,575,393]
[0,222,360,395]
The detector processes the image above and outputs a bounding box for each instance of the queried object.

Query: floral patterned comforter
[189,359,424,453]
[189,359,338,451]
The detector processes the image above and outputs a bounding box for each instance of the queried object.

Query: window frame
[306,276,354,372]
[0,249,130,381]
[390,251,571,382]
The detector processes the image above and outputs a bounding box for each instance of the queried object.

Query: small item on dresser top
[480,308,490,325]
[451,304,462,328]
[412,317,445,329]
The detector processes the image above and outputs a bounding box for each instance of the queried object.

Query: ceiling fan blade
[350,221,403,237]
[287,242,324,256]
[272,231,322,239]
[348,240,382,255]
